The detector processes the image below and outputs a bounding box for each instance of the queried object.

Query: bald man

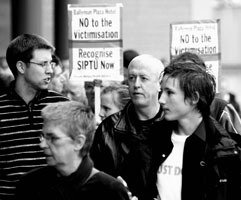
[90,54,165,200]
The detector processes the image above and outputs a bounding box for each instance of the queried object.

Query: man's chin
[133,100,147,109]
[164,114,175,121]
[38,87,48,91]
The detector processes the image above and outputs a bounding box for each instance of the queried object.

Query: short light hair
[128,54,165,82]
[41,101,96,157]
[101,84,130,110]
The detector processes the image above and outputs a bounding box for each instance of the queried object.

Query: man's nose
[133,77,141,87]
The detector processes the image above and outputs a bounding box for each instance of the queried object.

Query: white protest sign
[69,6,121,41]
[170,19,221,90]
[68,4,123,82]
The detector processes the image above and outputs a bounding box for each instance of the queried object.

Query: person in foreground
[91,54,165,200]
[0,33,69,199]
[16,101,130,200]
[149,61,241,200]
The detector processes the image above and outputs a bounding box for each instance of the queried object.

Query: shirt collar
[8,80,49,102]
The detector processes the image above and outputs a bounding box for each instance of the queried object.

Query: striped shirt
[0,85,69,200]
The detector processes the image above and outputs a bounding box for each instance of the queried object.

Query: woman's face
[99,92,120,121]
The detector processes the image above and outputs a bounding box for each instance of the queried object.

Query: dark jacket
[148,117,241,200]
[90,101,164,200]
[211,97,241,135]
[16,155,129,200]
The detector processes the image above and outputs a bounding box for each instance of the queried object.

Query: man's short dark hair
[6,33,55,77]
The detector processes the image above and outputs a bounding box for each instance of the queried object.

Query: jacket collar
[57,155,94,189]
[114,101,164,134]
[192,119,206,141]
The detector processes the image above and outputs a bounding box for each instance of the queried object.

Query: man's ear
[16,61,25,74]
[74,134,86,151]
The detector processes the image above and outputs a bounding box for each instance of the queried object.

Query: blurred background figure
[101,80,122,88]
[52,54,64,78]
[63,78,88,106]
[223,92,241,117]
[99,83,130,122]
[48,54,68,94]
[123,49,139,84]
[84,81,95,113]
[0,56,14,90]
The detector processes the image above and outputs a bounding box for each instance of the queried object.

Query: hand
[153,195,161,200]
[117,176,138,200]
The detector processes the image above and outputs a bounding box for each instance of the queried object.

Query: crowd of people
[0,33,241,200]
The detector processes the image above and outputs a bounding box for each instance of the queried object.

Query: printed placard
[69,5,121,41]
[170,19,221,90]
[68,4,123,81]
[71,47,122,80]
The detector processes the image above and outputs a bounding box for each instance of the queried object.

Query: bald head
[128,54,164,81]
[127,54,164,114]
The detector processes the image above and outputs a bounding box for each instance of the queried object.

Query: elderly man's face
[128,59,160,108]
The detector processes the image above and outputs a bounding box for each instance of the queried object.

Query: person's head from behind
[170,52,216,94]
[48,54,67,93]
[127,54,164,109]
[48,72,67,94]
[99,84,130,121]
[84,81,95,112]
[159,62,216,121]
[170,52,206,69]
[6,33,55,90]
[63,79,88,105]
[51,53,64,77]
[123,49,139,82]
[40,101,96,175]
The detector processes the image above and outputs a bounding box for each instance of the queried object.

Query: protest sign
[68,4,123,82]
[170,19,221,90]
[68,4,123,123]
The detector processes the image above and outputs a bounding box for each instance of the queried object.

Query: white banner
[170,19,221,91]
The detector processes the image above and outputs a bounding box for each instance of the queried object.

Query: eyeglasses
[39,133,70,144]
[28,61,56,69]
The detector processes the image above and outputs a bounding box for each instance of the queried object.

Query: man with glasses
[0,33,69,199]
[16,101,129,200]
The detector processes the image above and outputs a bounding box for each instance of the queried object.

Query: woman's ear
[16,61,25,74]
[74,134,86,151]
